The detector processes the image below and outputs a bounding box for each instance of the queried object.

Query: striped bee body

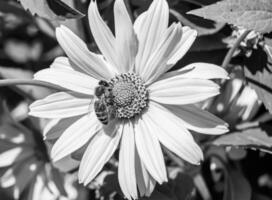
[94,99,110,125]
[94,80,115,125]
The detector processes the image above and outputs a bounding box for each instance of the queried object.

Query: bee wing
[88,97,96,113]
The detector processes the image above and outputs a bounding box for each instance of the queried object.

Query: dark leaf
[188,0,272,33]
[209,155,251,200]
[223,167,251,200]
[172,173,194,200]
[213,125,272,153]
[50,168,67,197]
[170,8,225,36]
[251,192,272,200]
[190,33,228,52]
[140,189,175,200]
[18,0,84,20]
[244,47,272,113]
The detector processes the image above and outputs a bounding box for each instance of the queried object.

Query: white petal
[147,102,204,164]
[142,23,182,84]
[165,104,229,135]
[160,62,229,81]
[43,116,82,140]
[135,149,156,197]
[29,92,91,118]
[34,68,98,95]
[134,0,169,76]
[167,26,197,66]
[118,121,137,199]
[78,123,122,185]
[149,78,220,105]
[88,1,119,70]
[114,0,138,73]
[50,56,73,70]
[134,116,167,184]
[56,25,116,80]
[51,113,100,162]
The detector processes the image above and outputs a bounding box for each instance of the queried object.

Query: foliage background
[0,0,272,199]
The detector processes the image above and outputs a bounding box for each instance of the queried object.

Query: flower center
[109,73,148,119]
[111,81,135,107]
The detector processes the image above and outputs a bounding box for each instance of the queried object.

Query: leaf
[209,155,251,200]
[244,47,272,113]
[213,125,272,153]
[141,187,176,200]
[50,168,67,197]
[223,166,251,200]
[190,33,228,52]
[152,169,194,200]
[170,8,225,36]
[171,173,194,200]
[188,0,272,34]
[18,0,84,20]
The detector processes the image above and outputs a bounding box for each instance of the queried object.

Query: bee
[94,80,115,125]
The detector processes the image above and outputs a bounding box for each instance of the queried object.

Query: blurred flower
[224,27,262,57]
[0,116,75,200]
[234,28,260,48]
[29,0,229,199]
[208,67,261,127]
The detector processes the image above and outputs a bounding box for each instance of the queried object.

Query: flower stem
[0,79,68,91]
[221,30,251,70]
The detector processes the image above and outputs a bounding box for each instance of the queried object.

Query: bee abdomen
[95,111,108,124]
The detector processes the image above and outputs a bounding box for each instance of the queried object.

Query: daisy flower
[29,0,229,199]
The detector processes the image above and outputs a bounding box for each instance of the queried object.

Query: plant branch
[0,79,69,91]
[221,30,251,70]
[170,9,197,29]
[0,73,36,101]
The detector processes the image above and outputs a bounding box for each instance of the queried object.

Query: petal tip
[78,176,83,184]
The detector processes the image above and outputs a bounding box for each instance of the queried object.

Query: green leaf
[18,0,84,20]
[213,125,272,153]
[50,168,67,197]
[224,168,251,200]
[170,8,225,36]
[188,0,272,33]
[171,173,194,200]
[244,47,272,113]
[190,33,228,52]
[208,154,251,200]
